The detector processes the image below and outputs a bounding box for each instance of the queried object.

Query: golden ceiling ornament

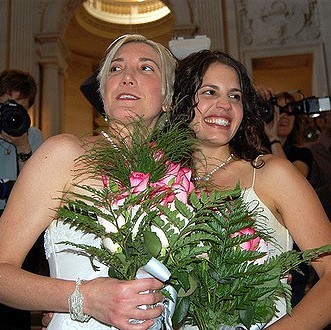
[83,0,171,25]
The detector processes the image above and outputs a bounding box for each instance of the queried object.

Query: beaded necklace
[192,154,233,181]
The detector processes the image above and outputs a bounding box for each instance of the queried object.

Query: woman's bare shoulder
[254,153,315,206]
[35,133,99,161]
[257,153,298,176]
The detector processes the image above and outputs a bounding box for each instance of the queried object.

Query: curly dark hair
[169,50,268,165]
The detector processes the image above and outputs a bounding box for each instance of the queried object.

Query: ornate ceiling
[83,0,170,24]
[66,0,174,60]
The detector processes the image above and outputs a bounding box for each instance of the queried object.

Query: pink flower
[171,183,190,204]
[101,175,109,187]
[170,167,194,204]
[159,161,181,186]
[231,227,261,251]
[150,184,175,206]
[112,191,130,208]
[176,167,194,191]
[153,149,165,161]
[150,163,195,205]
[129,172,150,193]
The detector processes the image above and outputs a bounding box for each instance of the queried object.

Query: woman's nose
[216,96,231,110]
[120,71,136,86]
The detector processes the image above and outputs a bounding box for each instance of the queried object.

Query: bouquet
[57,121,331,330]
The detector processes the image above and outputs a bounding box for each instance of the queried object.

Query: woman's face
[277,113,295,138]
[103,42,164,129]
[190,62,243,147]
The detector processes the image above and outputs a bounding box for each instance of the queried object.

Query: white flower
[97,207,125,233]
[103,237,121,253]
[97,207,125,253]
[255,239,269,265]
[151,225,169,249]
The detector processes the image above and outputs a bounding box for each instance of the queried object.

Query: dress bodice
[240,161,293,328]
[44,220,114,329]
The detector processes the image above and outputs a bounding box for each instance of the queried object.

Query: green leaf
[172,296,190,326]
[239,305,255,328]
[143,231,162,257]
[177,274,198,297]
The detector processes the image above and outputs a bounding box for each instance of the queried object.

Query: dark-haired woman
[170,50,331,329]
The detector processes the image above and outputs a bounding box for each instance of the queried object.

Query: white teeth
[205,117,230,126]
[119,94,137,100]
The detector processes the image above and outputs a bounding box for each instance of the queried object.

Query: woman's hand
[80,277,164,329]
[41,312,53,329]
[264,107,281,141]
[41,277,164,329]
[255,85,275,102]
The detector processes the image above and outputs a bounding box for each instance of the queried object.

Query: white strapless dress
[44,220,114,329]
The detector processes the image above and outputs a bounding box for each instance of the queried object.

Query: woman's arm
[258,156,331,329]
[0,133,164,329]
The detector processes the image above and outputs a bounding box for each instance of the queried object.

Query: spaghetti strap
[251,155,263,188]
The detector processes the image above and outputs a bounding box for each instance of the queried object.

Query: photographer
[0,69,43,214]
[0,69,43,329]
[256,85,314,308]
[256,86,313,178]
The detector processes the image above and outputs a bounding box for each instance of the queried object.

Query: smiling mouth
[205,117,230,127]
[117,94,139,100]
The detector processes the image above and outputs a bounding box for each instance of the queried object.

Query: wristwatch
[269,140,281,145]
[17,150,32,162]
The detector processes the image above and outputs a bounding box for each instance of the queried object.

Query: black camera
[261,93,331,123]
[0,99,31,136]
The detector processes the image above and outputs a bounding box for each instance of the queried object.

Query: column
[35,33,67,138]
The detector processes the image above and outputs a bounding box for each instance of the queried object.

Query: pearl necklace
[101,131,119,151]
[192,154,233,182]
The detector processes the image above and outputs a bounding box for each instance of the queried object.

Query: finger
[130,303,164,321]
[41,311,53,328]
[132,278,164,294]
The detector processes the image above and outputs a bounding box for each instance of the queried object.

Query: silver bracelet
[68,278,91,322]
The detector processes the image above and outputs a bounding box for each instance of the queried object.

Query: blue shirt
[0,126,43,209]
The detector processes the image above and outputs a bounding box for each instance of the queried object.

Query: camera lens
[0,100,31,137]
[260,98,277,123]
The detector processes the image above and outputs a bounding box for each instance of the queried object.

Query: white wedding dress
[241,159,294,329]
[44,160,293,329]
[44,220,114,329]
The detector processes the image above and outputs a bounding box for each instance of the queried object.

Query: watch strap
[17,150,32,162]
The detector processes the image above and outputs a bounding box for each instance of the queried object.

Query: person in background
[255,85,316,307]
[256,86,313,178]
[0,69,44,330]
[0,69,43,214]
[307,111,331,220]
[0,34,177,330]
[169,50,331,329]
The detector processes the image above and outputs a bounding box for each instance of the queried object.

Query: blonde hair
[98,34,177,108]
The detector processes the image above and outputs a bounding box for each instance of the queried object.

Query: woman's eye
[141,65,153,71]
[229,94,241,101]
[201,89,216,96]
[109,66,121,73]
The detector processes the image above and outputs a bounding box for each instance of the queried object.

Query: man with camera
[0,69,43,329]
[0,69,43,215]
